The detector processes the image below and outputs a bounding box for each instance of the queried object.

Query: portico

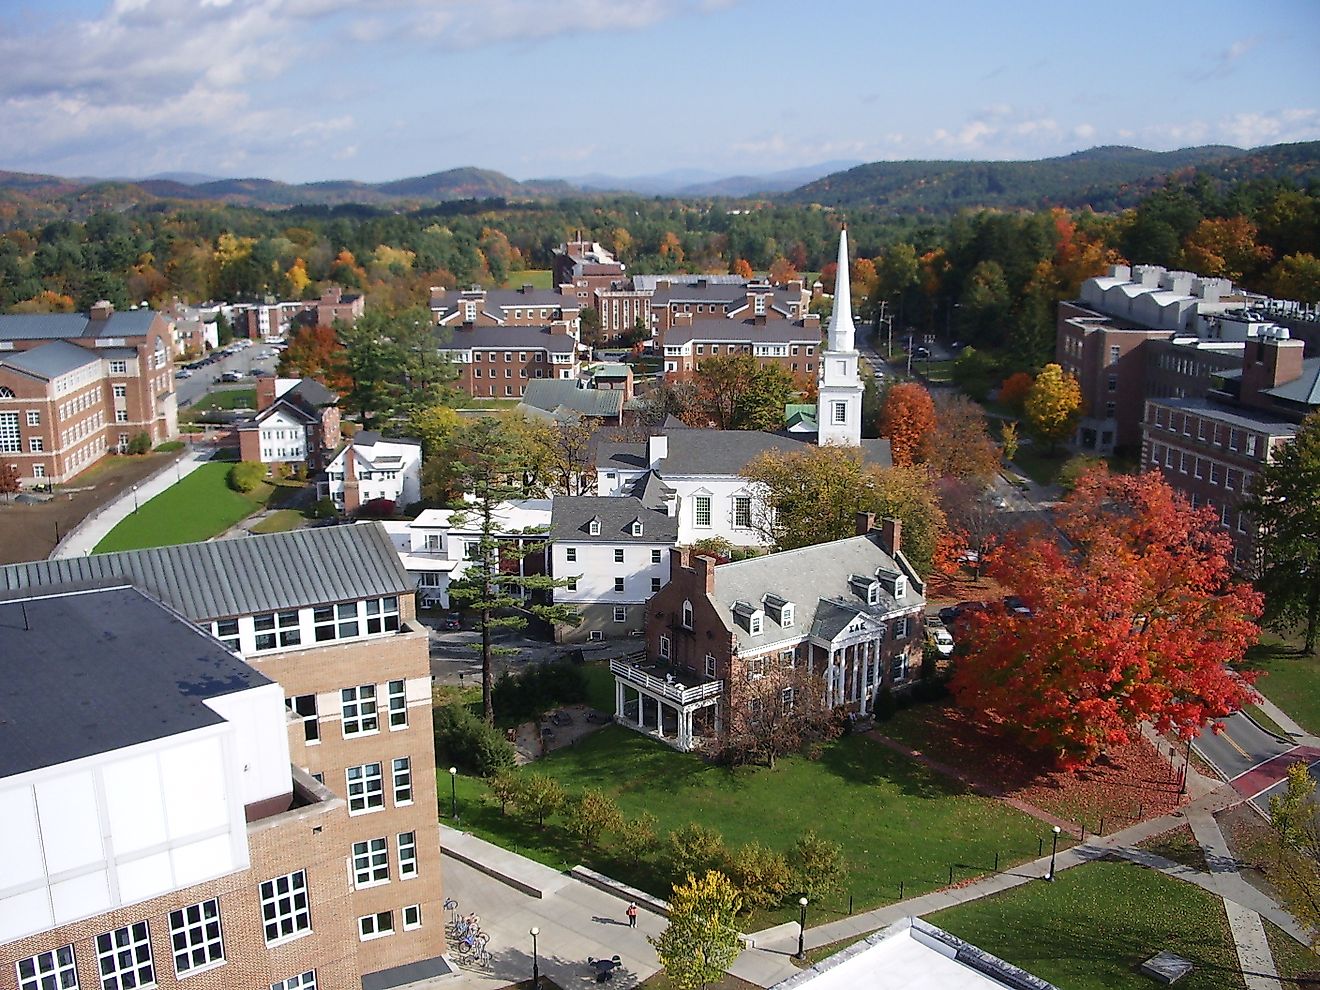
[807,607,903,714]
[610,655,723,752]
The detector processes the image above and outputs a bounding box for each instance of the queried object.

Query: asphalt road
[175,345,281,407]
[1195,710,1320,810]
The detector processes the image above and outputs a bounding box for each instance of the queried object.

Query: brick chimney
[803,313,821,334]
[90,300,114,320]
[669,547,690,580]
[1240,327,1305,410]
[672,312,693,329]
[693,554,717,595]
[878,517,902,558]
[855,511,875,536]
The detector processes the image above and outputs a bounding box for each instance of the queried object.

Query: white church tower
[816,224,865,446]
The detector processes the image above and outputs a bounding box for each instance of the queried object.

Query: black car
[443,614,462,630]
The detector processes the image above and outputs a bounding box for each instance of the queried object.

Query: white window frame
[832,401,847,425]
[341,684,379,737]
[733,495,752,529]
[398,831,418,878]
[272,972,316,990]
[169,899,225,977]
[259,870,311,945]
[681,600,693,629]
[359,912,395,941]
[614,577,625,593]
[387,679,408,729]
[16,945,78,990]
[613,606,627,623]
[749,613,763,635]
[352,837,390,888]
[96,922,154,990]
[566,546,577,562]
[403,905,422,931]
[659,633,671,660]
[392,757,413,805]
[614,547,625,563]
[705,654,717,677]
[347,762,384,814]
[693,495,711,528]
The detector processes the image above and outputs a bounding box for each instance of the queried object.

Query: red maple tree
[278,324,350,394]
[950,466,1262,768]
[878,382,936,467]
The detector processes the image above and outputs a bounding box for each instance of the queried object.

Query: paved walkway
[51,448,211,557]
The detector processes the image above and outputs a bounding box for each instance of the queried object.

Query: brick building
[237,377,341,471]
[232,287,363,342]
[650,280,810,340]
[660,314,822,383]
[1141,326,1320,569]
[429,285,582,334]
[0,304,178,485]
[0,525,447,989]
[436,324,580,399]
[551,239,626,306]
[611,514,924,751]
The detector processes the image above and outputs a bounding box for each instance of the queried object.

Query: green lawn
[500,269,554,290]
[581,661,617,712]
[1010,445,1068,487]
[445,726,1054,924]
[250,508,307,534]
[180,388,258,423]
[930,860,1245,990]
[93,462,273,552]
[1248,630,1320,735]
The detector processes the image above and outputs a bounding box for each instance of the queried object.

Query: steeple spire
[827,224,856,353]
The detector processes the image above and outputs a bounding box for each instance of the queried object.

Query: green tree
[692,354,795,431]
[617,812,659,865]
[341,306,455,430]
[565,789,623,850]
[515,773,565,828]
[447,416,581,723]
[789,829,847,903]
[667,823,729,884]
[726,842,791,912]
[487,770,520,815]
[1267,761,1320,932]
[580,306,603,347]
[650,871,743,990]
[1000,420,1020,463]
[1246,410,1320,654]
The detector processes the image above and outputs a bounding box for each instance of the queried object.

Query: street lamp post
[1046,825,1061,881]
[530,927,540,989]
[132,485,139,513]
[797,897,808,960]
[1180,734,1193,795]
[448,766,458,820]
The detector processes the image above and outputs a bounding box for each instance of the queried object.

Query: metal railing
[610,657,722,705]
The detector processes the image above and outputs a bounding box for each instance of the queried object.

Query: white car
[927,626,955,656]
[174,368,193,379]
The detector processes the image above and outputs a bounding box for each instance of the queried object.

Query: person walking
[626,902,638,928]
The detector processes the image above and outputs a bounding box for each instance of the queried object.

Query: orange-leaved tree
[950,466,1262,769]
[999,371,1034,413]
[279,324,351,394]
[878,382,936,467]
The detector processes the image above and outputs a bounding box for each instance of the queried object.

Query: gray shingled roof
[0,340,100,379]
[432,287,578,316]
[0,309,159,341]
[520,380,624,418]
[707,534,923,651]
[1264,358,1320,407]
[0,586,271,777]
[550,496,678,544]
[437,325,577,353]
[664,319,819,346]
[0,523,412,621]
[286,378,338,408]
[627,470,675,509]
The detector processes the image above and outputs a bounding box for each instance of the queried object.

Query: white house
[549,495,680,641]
[380,499,553,608]
[322,431,423,512]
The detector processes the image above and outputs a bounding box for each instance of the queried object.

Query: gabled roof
[627,470,676,509]
[550,496,678,544]
[519,380,624,418]
[597,430,891,477]
[430,287,579,321]
[0,339,99,379]
[706,533,923,651]
[0,586,270,778]
[436,324,578,353]
[663,319,819,346]
[0,523,412,622]
[0,309,159,342]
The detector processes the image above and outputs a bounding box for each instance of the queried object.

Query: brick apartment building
[0,525,447,989]
[237,377,342,471]
[552,238,626,307]
[233,287,364,342]
[660,313,822,383]
[649,279,811,340]
[1141,326,1320,569]
[429,285,582,334]
[0,303,178,485]
[610,515,924,751]
[436,324,580,399]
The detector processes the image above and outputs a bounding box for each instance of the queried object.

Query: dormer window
[764,593,794,628]
[868,584,880,606]
[630,519,643,537]
[893,576,906,598]
[750,613,763,635]
[588,517,601,536]
[463,301,477,322]
[781,604,794,628]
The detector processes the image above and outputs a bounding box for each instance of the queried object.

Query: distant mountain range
[786,142,1320,212]
[1,144,1317,223]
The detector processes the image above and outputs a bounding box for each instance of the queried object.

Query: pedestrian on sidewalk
[626,902,637,928]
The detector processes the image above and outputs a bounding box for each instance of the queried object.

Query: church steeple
[827,223,856,353]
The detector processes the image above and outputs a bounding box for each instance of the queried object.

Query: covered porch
[610,656,723,752]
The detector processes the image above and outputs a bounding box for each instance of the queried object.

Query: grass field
[93,461,272,552]
[250,508,307,534]
[930,860,1246,990]
[1248,630,1320,734]
[1009,444,1069,487]
[500,269,554,290]
[181,388,258,422]
[445,725,1055,925]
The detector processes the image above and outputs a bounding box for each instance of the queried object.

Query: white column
[616,679,625,721]
[851,645,861,704]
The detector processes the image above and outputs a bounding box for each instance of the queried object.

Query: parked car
[174,368,193,379]
[914,346,930,359]
[442,614,462,630]
[1003,595,1034,617]
[927,626,955,656]
[252,369,273,377]
[220,370,242,382]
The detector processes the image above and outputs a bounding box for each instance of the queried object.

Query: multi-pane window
[365,596,400,634]
[358,912,395,941]
[659,634,671,660]
[651,577,662,593]
[95,922,154,990]
[832,401,847,425]
[614,577,625,593]
[0,412,20,453]
[213,618,239,652]
[352,837,390,887]
[271,972,316,990]
[169,899,224,976]
[25,410,40,426]
[733,496,752,528]
[705,654,717,678]
[259,871,311,944]
[29,437,43,452]
[651,549,662,564]
[342,685,378,736]
[110,360,127,374]
[614,606,627,622]
[287,694,319,743]
[393,757,413,804]
[337,602,359,638]
[891,653,909,683]
[565,546,577,562]
[254,610,301,651]
[895,616,909,639]
[614,548,625,563]
[682,600,693,628]
[313,605,336,642]
[387,679,408,729]
[694,496,711,527]
[347,763,384,813]
[398,831,418,878]
[404,905,422,930]
[16,945,78,990]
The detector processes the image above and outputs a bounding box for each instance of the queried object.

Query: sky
[2,0,1318,184]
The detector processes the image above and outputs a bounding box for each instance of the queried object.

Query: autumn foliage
[878,382,936,467]
[1023,362,1082,451]
[998,371,1034,412]
[950,467,1262,768]
[278,324,350,393]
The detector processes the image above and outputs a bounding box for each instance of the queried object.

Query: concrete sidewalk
[51,448,211,558]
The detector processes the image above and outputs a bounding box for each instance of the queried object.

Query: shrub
[516,773,566,828]
[359,497,396,518]
[872,687,897,721]
[127,431,152,455]
[312,497,338,519]
[727,842,791,912]
[154,440,185,453]
[790,828,847,903]
[492,662,588,722]
[433,703,516,777]
[488,769,520,815]
[616,812,659,865]
[564,788,623,849]
[228,460,267,493]
[999,372,1034,412]
[667,823,729,884]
